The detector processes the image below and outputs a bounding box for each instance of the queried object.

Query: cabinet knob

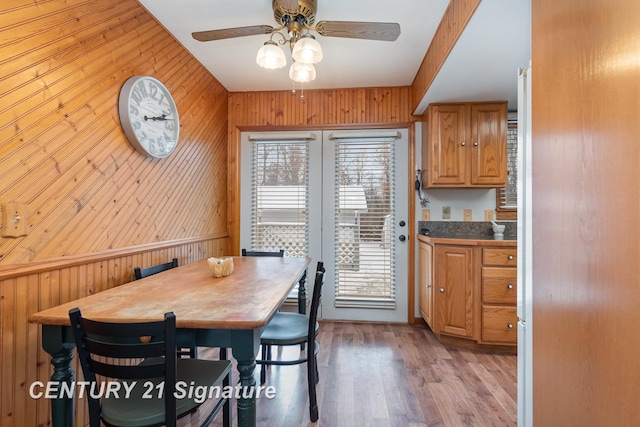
[439,288,445,293]
[508,323,514,329]
[461,141,466,146]
[473,141,478,146]
[508,255,514,260]
[508,284,513,289]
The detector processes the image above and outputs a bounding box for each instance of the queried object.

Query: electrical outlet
[442,206,451,219]
[484,210,494,221]
[463,209,472,222]
[421,209,430,221]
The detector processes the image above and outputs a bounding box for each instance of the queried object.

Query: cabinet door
[427,104,467,186]
[435,245,474,338]
[418,242,434,328]
[469,103,507,185]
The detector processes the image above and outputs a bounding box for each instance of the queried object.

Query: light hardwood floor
[180,322,517,427]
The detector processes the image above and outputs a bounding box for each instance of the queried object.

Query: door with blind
[321,130,408,322]
[240,129,408,322]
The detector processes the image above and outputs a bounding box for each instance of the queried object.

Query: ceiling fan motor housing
[273,0,317,27]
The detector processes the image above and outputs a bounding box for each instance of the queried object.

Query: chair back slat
[83,339,166,359]
[134,258,178,280]
[241,249,285,257]
[89,360,166,380]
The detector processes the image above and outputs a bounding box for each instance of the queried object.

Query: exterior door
[321,129,409,322]
[240,129,409,323]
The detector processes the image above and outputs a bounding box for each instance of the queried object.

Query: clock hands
[144,114,173,122]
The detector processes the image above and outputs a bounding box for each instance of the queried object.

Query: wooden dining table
[29,255,311,427]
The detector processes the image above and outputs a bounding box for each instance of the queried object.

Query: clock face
[118,76,180,158]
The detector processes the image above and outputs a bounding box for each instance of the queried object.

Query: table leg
[231,329,261,427]
[236,356,257,426]
[42,325,75,427]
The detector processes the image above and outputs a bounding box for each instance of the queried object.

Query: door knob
[399,220,406,227]
[398,235,406,242]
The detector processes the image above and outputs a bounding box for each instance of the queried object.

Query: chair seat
[260,312,318,346]
[101,359,231,427]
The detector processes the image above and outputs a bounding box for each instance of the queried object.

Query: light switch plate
[484,210,494,221]
[1,202,28,237]
[421,209,430,221]
[463,209,472,222]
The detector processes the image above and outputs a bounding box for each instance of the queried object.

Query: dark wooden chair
[134,258,196,359]
[256,261,325,422]
[69,308,231,427]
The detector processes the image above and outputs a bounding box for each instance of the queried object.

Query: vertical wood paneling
[227,87,415,252]
[0,236,228,426]
[410,0,482,111]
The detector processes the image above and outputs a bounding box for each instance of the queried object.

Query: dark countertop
[417,233,517,247]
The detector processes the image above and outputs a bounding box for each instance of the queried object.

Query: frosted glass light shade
[256,41,286,69]
[291,35,323,64]
[289,62,316,83]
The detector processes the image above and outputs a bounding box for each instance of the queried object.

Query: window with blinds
[333,138,396,308]
[496,121,518,220]
[251,140,309,257]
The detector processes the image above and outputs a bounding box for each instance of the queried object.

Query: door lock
[398,235,406,242]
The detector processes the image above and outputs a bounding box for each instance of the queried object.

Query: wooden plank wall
[227,87,415,253]
[0,1,230,425]
[0,0,229,265]
[411,0,482,110]
[0,237,226,426]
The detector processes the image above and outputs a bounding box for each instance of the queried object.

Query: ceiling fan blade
[192,25,274,42]
[315,21,400,41]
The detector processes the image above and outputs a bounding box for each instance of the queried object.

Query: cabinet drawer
[481,306,518,344]
[482,248,517,266]
[482,267,517,303]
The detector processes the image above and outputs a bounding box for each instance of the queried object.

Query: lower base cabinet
[418,238,517,348]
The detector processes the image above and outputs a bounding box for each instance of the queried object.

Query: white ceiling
[138,0,530,114]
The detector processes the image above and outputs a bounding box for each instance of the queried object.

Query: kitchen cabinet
[479,247,518,344]
[418,241,434,328]
[423,102,508,188]
[417,234,517,349]
[434,245,474,338]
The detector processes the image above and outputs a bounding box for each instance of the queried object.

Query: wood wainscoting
[0,234,229,427]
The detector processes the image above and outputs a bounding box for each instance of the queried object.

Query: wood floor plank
[174,322,516,427]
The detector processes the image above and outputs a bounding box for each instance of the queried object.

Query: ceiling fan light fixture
[291,34,323,64]
[256,40,287,69]
[289,62,316,83]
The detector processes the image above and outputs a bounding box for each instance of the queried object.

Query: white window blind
[498,121,518,213]
[333,138,396,309]
[251,140,309,258]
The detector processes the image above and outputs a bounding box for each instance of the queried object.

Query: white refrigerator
[517,65,533,427]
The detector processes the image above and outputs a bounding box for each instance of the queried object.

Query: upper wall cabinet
[422,102,507,188]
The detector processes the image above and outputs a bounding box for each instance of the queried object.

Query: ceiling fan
[191,0,401,44]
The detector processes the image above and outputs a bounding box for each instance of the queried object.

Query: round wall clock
[118,76,180,158]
